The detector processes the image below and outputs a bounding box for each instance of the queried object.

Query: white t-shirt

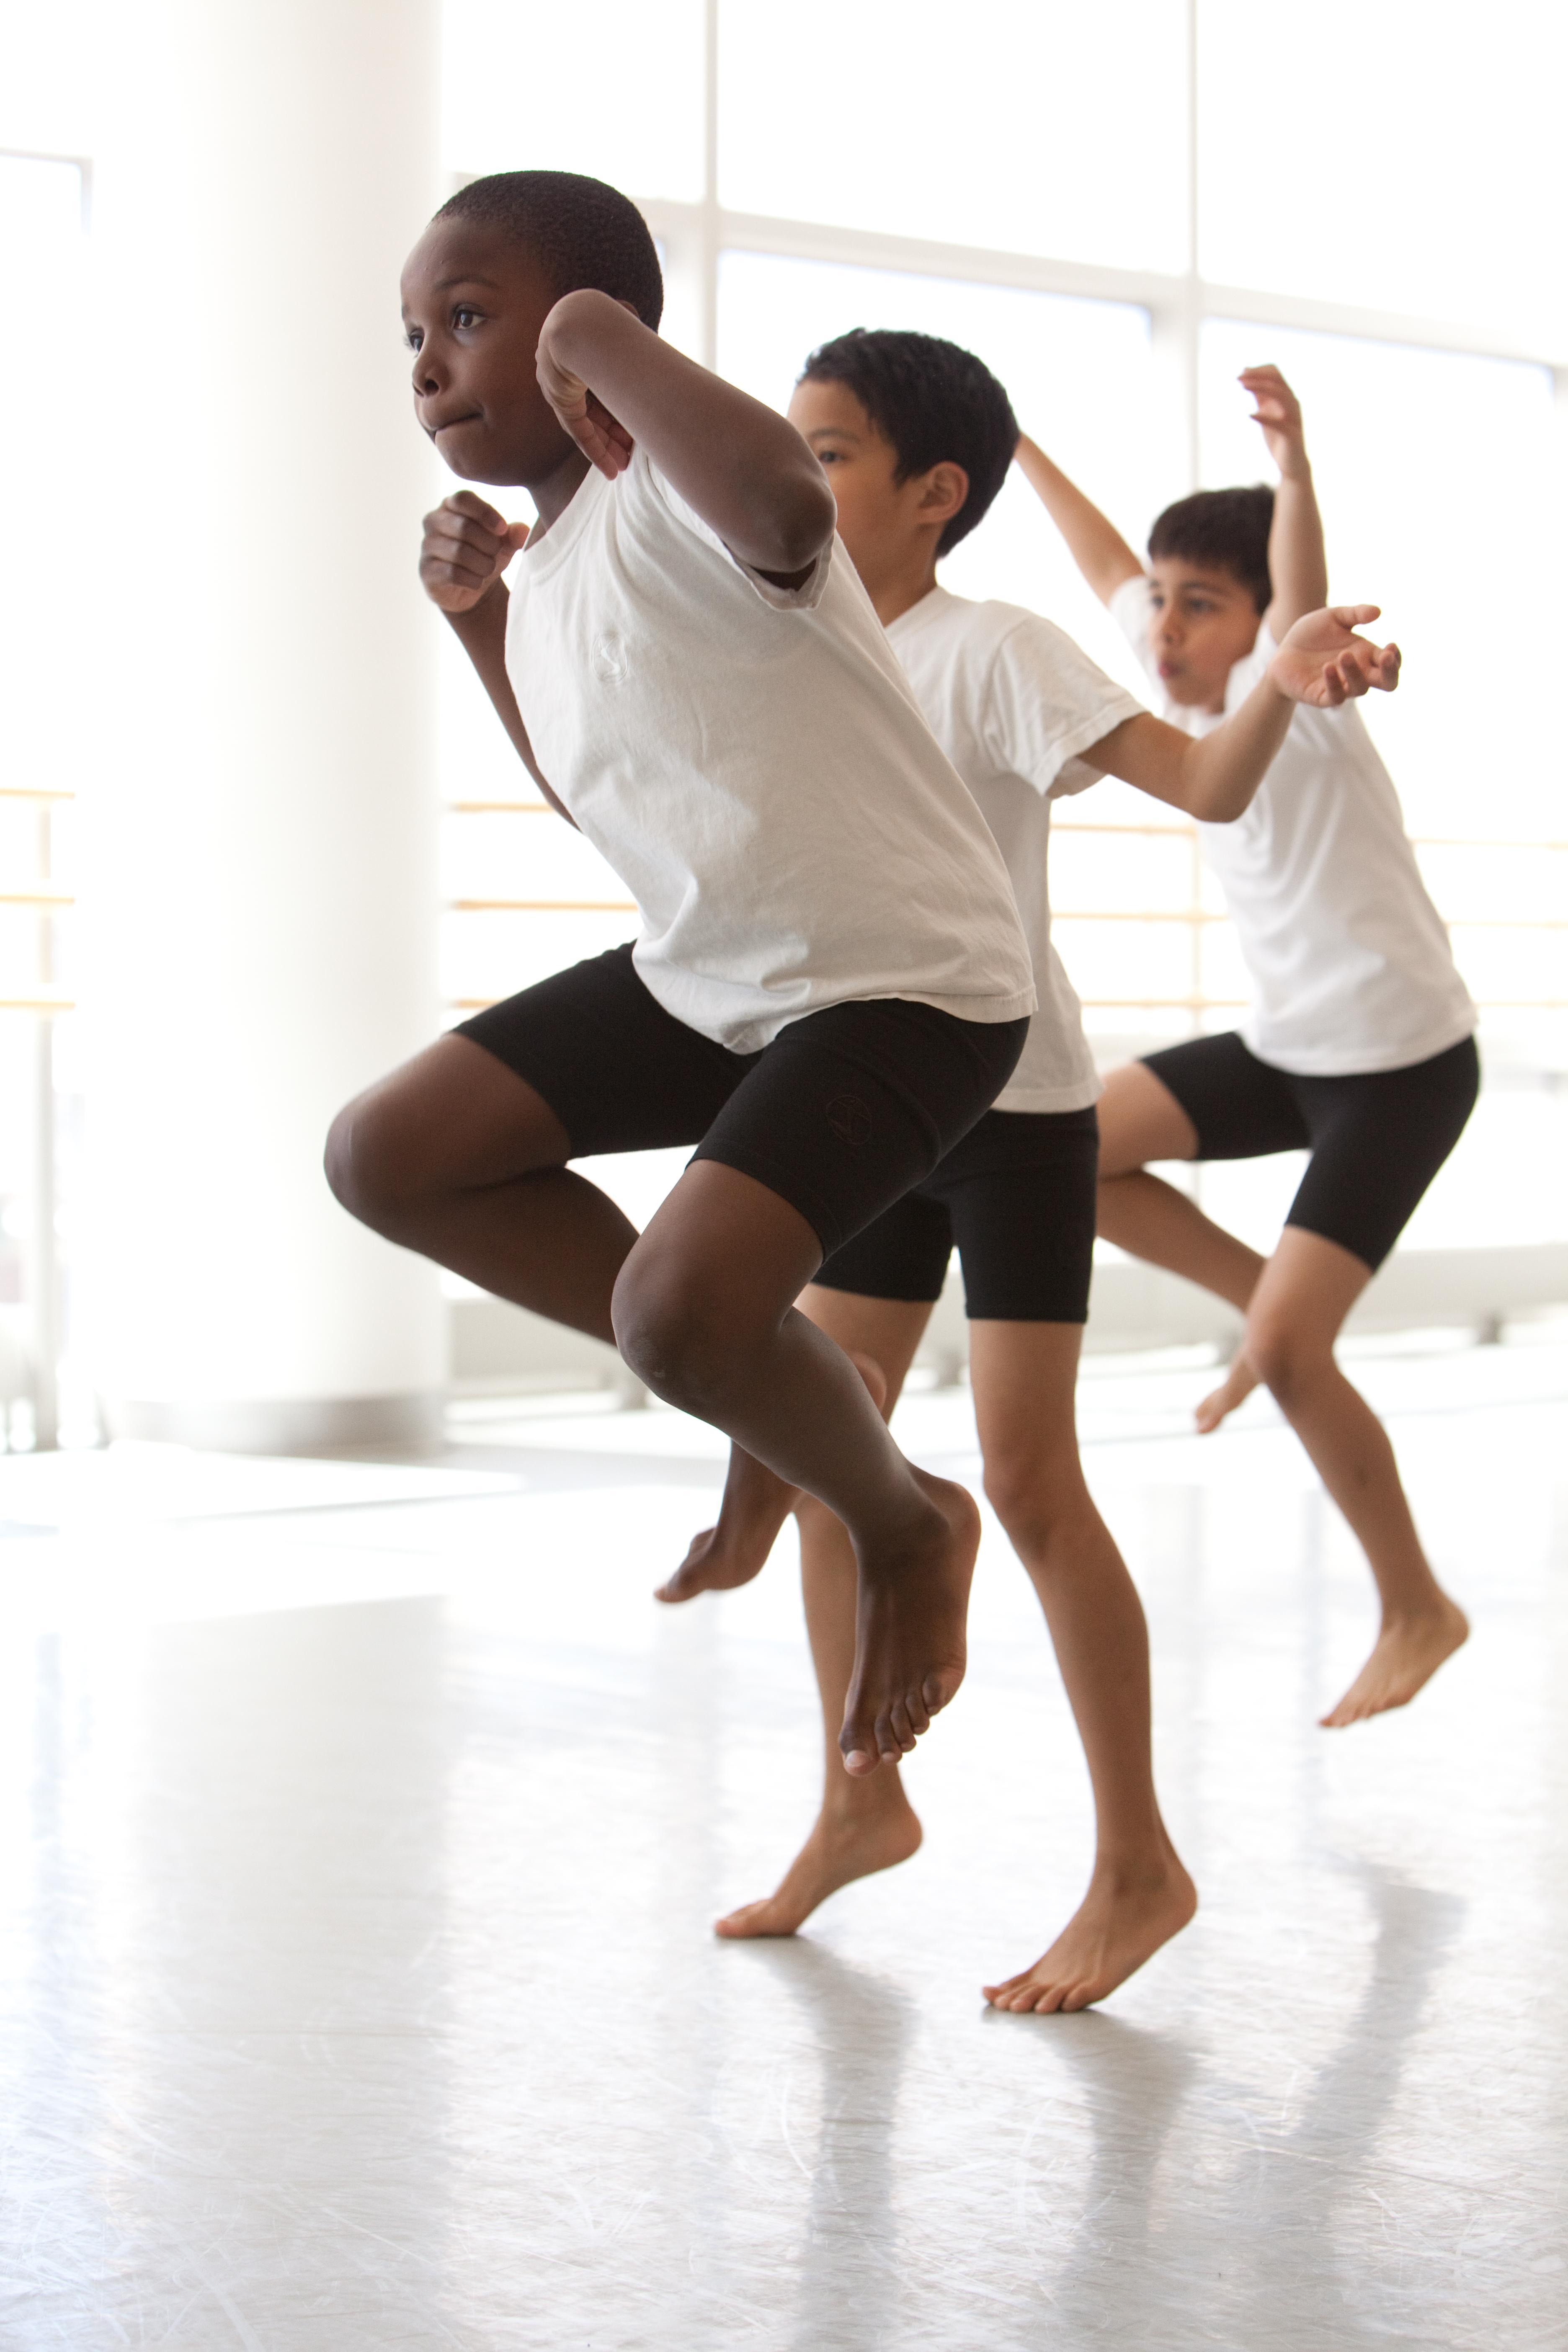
[887,588,1145,1113]
[1112,575,1476,1076]
[503,448,1036,1055]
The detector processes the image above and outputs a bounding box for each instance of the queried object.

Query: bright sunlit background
[1,0,1565,1441]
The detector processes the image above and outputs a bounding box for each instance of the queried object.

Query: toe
[920,1669,958,1716]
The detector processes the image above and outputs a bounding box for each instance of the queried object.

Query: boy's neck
[527,444,594,535]
[856,547,942,631]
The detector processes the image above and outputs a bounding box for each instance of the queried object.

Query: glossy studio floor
[2,1334,1566,2351]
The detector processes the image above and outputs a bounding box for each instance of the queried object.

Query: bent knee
[612,1256,755,1413]
[1245,1315,1331,1404]
[323,1098,411,1233]
[982,1457,1087,1553]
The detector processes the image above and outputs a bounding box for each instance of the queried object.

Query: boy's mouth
[428,410,482,440]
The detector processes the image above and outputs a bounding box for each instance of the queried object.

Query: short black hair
[1147,485,1274,614]
[435,169,663,331]
[799,328,1018,557]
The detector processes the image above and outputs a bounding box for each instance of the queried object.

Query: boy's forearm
[1094,685,1291,822]
[544,292,835,575]
[1178,676,1294,819]
[446,588,576,825]
[1266,466,1328,636]
[1014,434,1143,606]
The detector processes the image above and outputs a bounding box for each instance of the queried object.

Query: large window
[439,0,1567,1253]
[3,4,1563,1423]
[0,149,88,1444]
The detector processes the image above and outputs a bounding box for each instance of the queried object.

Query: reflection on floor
[2,1333,1566,2349]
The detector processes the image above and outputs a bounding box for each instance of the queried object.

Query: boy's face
[1145,559,1263,709]
[785,377,965,583]
[400,219,577,488]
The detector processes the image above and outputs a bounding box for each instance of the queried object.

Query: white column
[84,0,448,1451]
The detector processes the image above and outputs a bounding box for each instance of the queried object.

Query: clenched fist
[419,491,532,614]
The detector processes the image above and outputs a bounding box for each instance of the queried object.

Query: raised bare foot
[839,1470,980,1775]
[1194,1348,1259,1434]
[715,1794,923,1939]
[1320,1596,1469,1727]
[655,1506,788,1604]
[655,1351,889,1606]
[983,1849,1198,2015]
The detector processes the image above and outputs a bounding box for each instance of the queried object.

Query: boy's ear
[917,460,970,528]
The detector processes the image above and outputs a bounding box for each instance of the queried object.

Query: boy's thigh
[800,1284,936,1419]
[939,1107,1099,1323]
[336,1032,572,1191]
[1124,1032,1306,1168]
[1095,1061,1199,1174]
[691,998,1027,1261]
[812,1190,954,1313]
[1288,1034,1480,1273]
[453,941,746,1158]
[967,1320,1092,1501]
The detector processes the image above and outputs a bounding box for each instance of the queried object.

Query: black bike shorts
[1140,1029,1479,1272]
[455,944,1029,1260]
[812,1104,1099,1322]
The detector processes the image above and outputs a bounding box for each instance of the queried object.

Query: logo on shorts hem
[826,1094,872,1147]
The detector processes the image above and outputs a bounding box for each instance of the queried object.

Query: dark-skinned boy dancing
[325,170,1039,1772]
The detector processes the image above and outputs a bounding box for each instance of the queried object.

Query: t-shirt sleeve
[646,454,831,612]
[1108,572,1160,685]
[983,614,1148,801]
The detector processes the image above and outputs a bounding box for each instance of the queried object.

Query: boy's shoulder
[896,587,1141,712]
[892,586,1089,669]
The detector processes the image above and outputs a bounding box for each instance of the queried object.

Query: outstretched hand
[1240,363,1308,479]
[1271,606,1401,707]
[536,306,635,479]
[418,492,531,614]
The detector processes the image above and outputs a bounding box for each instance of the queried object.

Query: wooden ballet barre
[448,799,554,813]
[444,802,1568,858]
[0,992,75,1013]
[0,786,75,804]
[451,896,637,913]
[0,887,75,907]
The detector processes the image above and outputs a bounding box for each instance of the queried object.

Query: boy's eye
[405,328,423,352]
[453,305,480,330]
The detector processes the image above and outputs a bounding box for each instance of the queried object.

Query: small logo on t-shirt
[825,1093,872,1147]
[592,633,629,685]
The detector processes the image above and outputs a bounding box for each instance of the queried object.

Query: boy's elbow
[766,473,836,571]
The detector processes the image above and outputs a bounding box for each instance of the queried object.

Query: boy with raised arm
[327,171,1042,1774]
[660,330,1400,2009]
[1017,365,1474,1730]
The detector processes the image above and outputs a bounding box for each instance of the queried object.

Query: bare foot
[839,1470,980,1775]
[1320,1596,1469,1727]
[983,1848,1198,2015]
[715,1792,923,1939]
[1194,1348,1259,1434]
[655,1508,788,1604]
[655,1351,889,1606]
